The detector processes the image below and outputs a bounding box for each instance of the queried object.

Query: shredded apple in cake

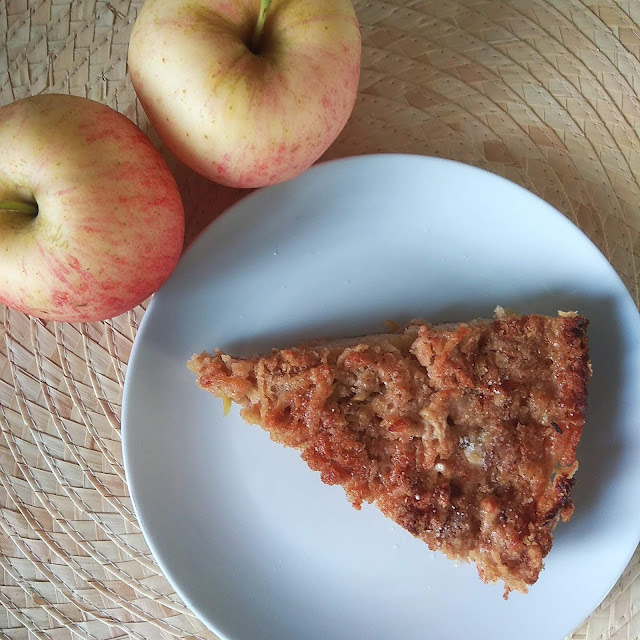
[188,311,590,597]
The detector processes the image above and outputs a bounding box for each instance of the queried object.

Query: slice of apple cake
[188,309,590,596]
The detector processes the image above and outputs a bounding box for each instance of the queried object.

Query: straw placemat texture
[1,0,639,638]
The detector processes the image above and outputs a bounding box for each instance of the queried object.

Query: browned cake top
[188,312,590,596]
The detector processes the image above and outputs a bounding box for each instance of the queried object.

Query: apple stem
[0,200,38,216]
[251,0,271,53]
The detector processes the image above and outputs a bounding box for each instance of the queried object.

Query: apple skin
[128,0,361,188]
[0,94,185,322]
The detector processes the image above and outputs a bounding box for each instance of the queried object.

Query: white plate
[122,155,640,640]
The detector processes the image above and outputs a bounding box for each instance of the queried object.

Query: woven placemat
[1,1,639,638]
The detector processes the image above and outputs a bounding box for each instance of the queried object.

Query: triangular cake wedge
[188,309,590,596]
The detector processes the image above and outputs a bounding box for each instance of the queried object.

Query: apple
[0,94,185,322]
[128,0,361,188]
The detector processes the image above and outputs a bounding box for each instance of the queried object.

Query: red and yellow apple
[0,94,185,322]
[128,0,361,188]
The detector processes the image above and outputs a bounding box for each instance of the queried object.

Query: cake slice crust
[188,310,590,596]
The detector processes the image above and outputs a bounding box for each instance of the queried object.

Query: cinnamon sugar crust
[188,312,590,596]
